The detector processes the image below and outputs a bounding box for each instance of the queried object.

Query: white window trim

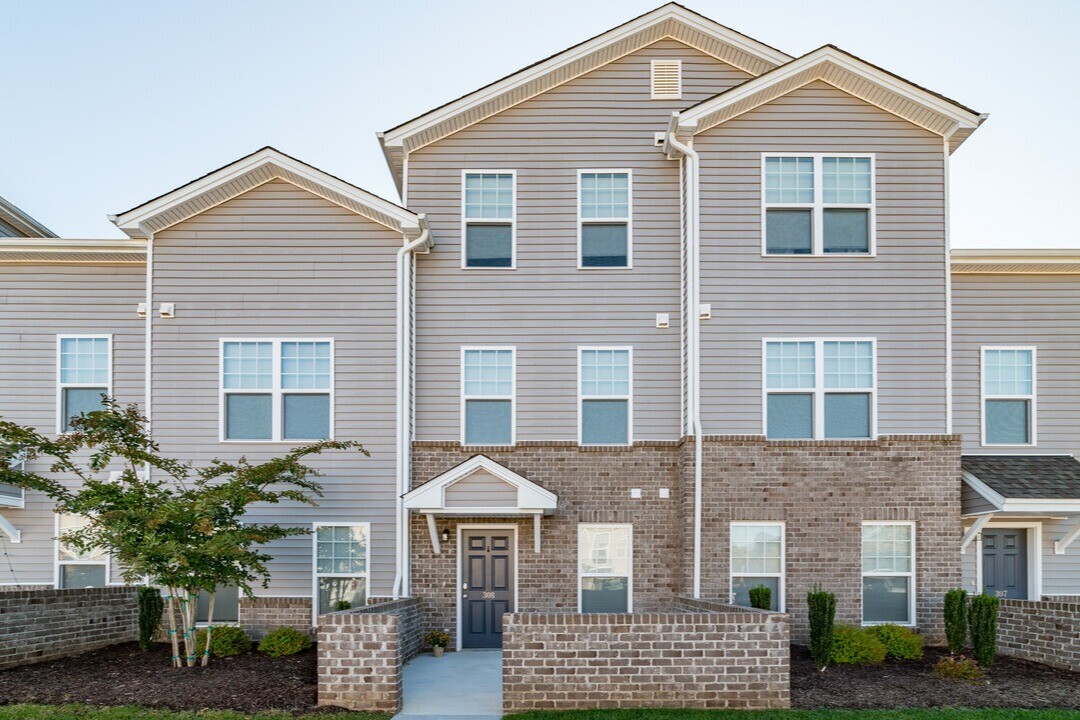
[218,338,336,443]
[54,513,110,589]
[461,169,517,270]
[577,169,633,270]
[980,345,1037,447]
[577,523,633,613]
[650,59,682,100]
[729,521,786,612]
[311,521,371,625]
[460,346,517,447]
[761,337,878,440]
[861,520,916,627]
[56,334,113,434]
[760,153,877,257]
[577,346,634,447]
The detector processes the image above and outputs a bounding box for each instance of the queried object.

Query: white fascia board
[961,470,1006,510]
[0,196,57,238]
[1001,499,1080,513]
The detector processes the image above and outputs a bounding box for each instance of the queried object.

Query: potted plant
[424,630,451,657]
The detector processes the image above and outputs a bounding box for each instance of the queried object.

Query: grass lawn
[0,707,390,720]
[504,711,1080,720]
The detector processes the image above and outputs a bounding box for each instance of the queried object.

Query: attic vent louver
[651,60,682,99]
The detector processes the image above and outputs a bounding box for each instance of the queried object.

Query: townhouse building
[1,3,1077,648]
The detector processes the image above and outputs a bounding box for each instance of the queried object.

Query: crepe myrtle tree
[0,397,365,668]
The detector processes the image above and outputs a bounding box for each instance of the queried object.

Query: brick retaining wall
[0,586,138,670]
[502,599,790,713]
[238,596,312,640]
[316,597,423,713]
[998,598,1080,672]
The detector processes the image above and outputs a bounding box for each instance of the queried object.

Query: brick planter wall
[316,597,423,713]
[238,596,312,640]
[998,598,1080,672]
[0,586,138,670]
[502,601,790,712]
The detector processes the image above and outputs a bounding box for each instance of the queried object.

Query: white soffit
[403,455,558,515]
[0,238,147,264]
[0,196,57,238]
[951,249,1080,274]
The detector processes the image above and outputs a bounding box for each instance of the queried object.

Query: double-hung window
[981,347,1036,446]
[763,155,874,255]
[57,335,111,433]
[462,171,515,268]
[313,523,369,616]
[579,171,631,268]
[730,522,785,611]
[578,524,632,613]
[461,347,515,446]
[862,522,915,625]
[579,347,632,445]
[764,339,875,440]
[221,339,333,441]
[56,513,108,589]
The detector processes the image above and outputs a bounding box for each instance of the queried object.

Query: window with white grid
[56,513,108,589]
[579,348,631,445]
[982,347,1035,445]
[462,348,515,446]
[314,524,368,615]
[57,336,111,433]
[862,522,915,625]
[579,524,632,613]
[579,171,631,268]
[463,172,515,268]
[730,522,784,611]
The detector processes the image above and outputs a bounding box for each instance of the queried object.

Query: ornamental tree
[0,397,365,668]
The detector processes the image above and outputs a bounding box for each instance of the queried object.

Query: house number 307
[481,591,495,599]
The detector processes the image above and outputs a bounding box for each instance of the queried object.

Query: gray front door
[461,529,514,648]
[982,529,1028,599]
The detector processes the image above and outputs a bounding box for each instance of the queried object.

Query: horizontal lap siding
[152,180,399,596]
[410,39,751,442]
[952,274,1080,455]
[696,81,948,435]
[0,264,145,585]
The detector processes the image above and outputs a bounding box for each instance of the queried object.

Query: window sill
[760,253,877,259]
[460,265,518,271]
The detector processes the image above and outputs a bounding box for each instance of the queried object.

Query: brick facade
[998,598,1080,673]
[238,596,313,640]
[502,601,790,712]
[316,597,423,713]
[0,586,138,670]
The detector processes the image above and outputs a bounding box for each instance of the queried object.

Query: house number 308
[481,591,495,599]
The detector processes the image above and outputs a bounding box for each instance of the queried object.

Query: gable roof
[670,45,986,153]
[403,454,558,514]
[0,195,57,238]
[377,2,791,191]
[110,146,425,240]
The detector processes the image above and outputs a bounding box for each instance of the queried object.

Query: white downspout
[393,218,430,599]
[143,229,154,478]
[666,120,704,599]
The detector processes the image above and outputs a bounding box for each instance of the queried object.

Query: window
[862,522,915,625]
[461,347,515,446]
[982,347,1036,446]
[57,335,111,433]
[462,171,515,268]
[56,514,108,589]
[579,171,631,268]
[220,339,333,442]
[195,586,240,624]
[313,524,369,616]
[650,59,682,99]
[579,348,632,445]
[763,155,874,256]
[730,522,785,611]
[578,524,632,613]
[764,339,875,440]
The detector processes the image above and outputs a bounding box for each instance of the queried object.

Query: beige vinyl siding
[444,470,518,507]
[961,482,997,515]
[695,81,949,435]
[409,39,750,442]
[150,180,400,597]
[0,264,145,586]
[952,273,1080,455]
[0,219,22,237]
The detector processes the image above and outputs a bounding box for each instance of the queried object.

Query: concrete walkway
[393,649,503,720]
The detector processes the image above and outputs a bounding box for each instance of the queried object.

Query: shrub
[195,625,251,658]
[424,630,451,648]
[137,586,164,651]
[333,599,352,611]
[748,585,772,611]
[258,626,312,657]
[944,588,969,654]
[934,654,984,682]
[807,586,837,670]
[866,624,924,660]
[830,625,887,665]
[969,594,999,667]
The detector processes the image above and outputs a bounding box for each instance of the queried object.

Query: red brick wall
[998,598,1080,672]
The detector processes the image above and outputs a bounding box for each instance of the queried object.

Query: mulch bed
[0,641,330,714]
[792,645,1080,709]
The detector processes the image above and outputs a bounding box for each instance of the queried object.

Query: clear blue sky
[2,0,1077,248]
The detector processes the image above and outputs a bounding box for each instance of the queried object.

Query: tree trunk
[165,592,181,669]
[201,591,215,667]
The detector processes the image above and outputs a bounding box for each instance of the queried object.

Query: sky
[1,0,1078,249]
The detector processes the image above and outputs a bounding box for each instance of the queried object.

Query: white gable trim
[403,455,558,515]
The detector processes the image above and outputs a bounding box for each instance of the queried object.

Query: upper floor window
[579,524,632,613]
[579,171,631,268]
[220,339,333,442]
[764,339,876,440]
[763,155,875,256]
[579,347,632,445]
[57,335,111,433]
[982,347,1036,446]
[462,347,515,446]
[462,171,515,268]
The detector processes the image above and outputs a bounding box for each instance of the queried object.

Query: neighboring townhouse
[0,3,1077,649]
